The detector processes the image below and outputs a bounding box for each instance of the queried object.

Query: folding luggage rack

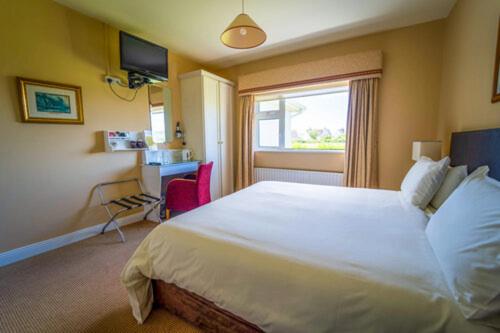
[96,178,162,242]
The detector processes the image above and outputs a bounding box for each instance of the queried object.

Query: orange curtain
[236,95,255,190]
[344,78,379,188]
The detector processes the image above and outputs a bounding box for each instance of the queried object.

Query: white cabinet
[179,70,234,200]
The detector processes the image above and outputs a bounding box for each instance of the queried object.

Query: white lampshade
[220,13,266,49]
[412,141,442,161]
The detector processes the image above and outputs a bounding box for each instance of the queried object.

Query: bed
[121,128,500,333]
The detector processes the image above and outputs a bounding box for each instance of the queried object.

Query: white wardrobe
[179,70,234,200]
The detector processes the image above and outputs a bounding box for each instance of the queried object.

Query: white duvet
[121,181,495,333]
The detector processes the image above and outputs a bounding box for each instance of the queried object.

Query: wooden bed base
[153,280,263,333]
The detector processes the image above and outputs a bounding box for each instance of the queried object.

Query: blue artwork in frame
[35,92,71,113]
[17,77,84,124]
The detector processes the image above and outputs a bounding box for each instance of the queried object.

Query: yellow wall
[219,20,445,189]
[437,0,500,151]
[158,53,208,149]
[254,152,344,172]
[147,52,205,149]
[0,0,202,252]
[3,0,498,253]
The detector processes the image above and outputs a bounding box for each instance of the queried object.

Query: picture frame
[17,77,84,124]
[492,19,500,103]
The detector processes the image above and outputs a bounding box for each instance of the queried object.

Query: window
[254,85,349,151]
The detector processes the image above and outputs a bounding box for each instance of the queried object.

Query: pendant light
[220,0,266,49]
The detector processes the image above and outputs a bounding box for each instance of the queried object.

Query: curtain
[344,78,379,188]
[236,95,255,190]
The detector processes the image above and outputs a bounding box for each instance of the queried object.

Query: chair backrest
[196,161,213,205]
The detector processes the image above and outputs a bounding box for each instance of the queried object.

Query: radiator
[254,168,343,186]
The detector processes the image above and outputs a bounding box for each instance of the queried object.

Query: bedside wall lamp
[412,141,442,161]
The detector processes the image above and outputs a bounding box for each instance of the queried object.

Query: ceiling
[54,0,456,68]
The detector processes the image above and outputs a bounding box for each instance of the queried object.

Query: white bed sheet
[121,181,495,333]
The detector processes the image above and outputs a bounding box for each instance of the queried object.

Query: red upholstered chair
[165,162,213,219]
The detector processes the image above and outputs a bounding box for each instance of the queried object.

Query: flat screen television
[120,31,168,81]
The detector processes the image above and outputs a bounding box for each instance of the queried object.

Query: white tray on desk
[142,161,200,177]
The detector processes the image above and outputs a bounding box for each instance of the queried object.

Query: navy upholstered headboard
[449,128,500,181]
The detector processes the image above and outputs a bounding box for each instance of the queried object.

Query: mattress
[121,181,495,332]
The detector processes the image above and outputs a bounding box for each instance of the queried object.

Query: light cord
[108,82,140,102]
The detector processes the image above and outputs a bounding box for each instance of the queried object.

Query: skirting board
[0,212,147,267]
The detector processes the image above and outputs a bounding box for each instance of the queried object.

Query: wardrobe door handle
[218,141,224,144]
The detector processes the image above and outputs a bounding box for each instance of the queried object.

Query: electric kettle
[182,149,192,161]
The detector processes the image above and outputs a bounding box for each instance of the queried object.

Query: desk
[141,161,200,219]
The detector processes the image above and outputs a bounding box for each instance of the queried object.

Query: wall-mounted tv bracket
[127,72,152,89]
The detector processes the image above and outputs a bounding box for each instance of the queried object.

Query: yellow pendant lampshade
[221,1,266,49]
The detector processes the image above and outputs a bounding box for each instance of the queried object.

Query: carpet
[0,221,201,333]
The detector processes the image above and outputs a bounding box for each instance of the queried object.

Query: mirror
[148,85,173,144]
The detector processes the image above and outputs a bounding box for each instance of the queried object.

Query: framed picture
[492,19,500,103]
[17,77,84,124]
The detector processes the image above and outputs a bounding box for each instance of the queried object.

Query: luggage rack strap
[121,198,144,207]
[108,194,160,209]
[131,195,152,204]
[140,193,160,201]
[110,200,133,210]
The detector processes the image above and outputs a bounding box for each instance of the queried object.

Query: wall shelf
[103,130,151,152]
[110,148,147,152]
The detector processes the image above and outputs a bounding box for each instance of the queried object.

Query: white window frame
[254,85,349,152]
[254,99,285,149]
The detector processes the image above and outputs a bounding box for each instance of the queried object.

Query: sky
[287,91,349,133]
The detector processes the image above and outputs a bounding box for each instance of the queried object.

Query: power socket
[104,75,122,85]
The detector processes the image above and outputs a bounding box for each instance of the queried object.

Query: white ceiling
[54,0,456,68]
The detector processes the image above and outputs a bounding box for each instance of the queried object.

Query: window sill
[255,149,345,154]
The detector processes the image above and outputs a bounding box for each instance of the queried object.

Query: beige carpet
[0,221,201,333]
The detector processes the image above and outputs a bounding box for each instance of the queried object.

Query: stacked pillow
[401,158,500,326]
[400,156,450,209]
[425,167,500,327]
[430,165,468,209]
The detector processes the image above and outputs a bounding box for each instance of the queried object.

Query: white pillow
[426,166,500,325]
[401,156,450,209]
[430,165,468,209]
